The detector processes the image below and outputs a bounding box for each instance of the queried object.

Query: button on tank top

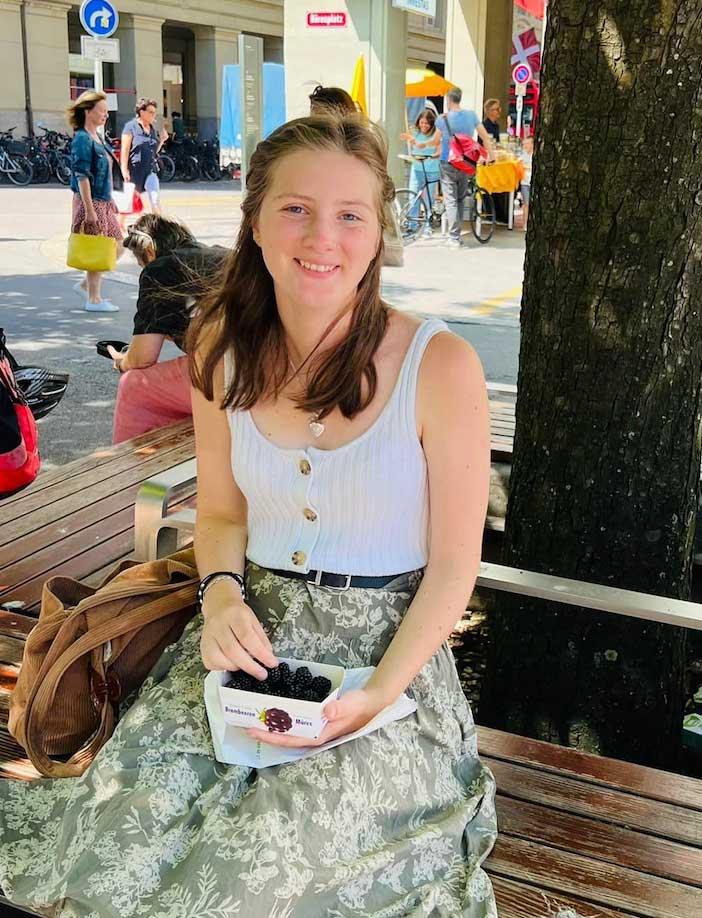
[225,318,450,576]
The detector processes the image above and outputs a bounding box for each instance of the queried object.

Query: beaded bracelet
[197,571,246,613]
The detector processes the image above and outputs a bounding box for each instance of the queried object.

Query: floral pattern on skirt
[0,563,497,917]
[71,193,123,241]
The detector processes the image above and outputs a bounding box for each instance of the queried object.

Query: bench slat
[489,875,632,918]
[478,726,702,811]
[496,797,702,887]
[1,420,194,507]
[487,758,702,847]
[488,834,700,918]
[0,729,40,781]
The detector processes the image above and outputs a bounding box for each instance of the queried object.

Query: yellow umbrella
[350,55,368,115]
[405,68,457,98]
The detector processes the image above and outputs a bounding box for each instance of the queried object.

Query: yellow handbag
[67,230,117,273]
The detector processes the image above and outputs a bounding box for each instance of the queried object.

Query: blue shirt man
[437,108,480,162]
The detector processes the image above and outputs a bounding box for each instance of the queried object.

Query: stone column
[22,0,72,133]
[113,14,164,132]
[284,0,407,186]
[0,0,26,133]
[194,26,239,138]
[445,0,513,120]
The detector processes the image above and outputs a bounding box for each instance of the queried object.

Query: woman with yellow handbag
[66,91,124,313]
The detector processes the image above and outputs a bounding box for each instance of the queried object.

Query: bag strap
[22,582,197,778]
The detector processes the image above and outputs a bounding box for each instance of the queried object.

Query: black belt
[264,566,418,591]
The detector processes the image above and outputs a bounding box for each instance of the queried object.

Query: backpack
[0,328,40,498]
[9,548,199,778]
[442,114,484,175]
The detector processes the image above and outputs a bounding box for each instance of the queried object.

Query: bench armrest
[134,459,197,560]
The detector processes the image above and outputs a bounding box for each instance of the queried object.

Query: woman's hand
[400,131,413,143]
[107,345,126,372]
[83,205,98,233]
[246,686,388,748]
[159,127,169,145]
[200,589,278,679]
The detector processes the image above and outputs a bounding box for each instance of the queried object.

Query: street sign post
[79,0,119,98]
[512,63,532,139]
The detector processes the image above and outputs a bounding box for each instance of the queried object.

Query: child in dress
[519,134,534,231]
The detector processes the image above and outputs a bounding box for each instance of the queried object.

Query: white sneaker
[85,300,119,313]
[446,237,462,248]
[73,280,87,295]
[422,227,433,238]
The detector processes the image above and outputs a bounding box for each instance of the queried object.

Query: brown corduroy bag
[9,548,199,778]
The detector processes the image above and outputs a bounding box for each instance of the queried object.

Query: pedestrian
[519,134,534,230]
[120,98,169,214]
[171,110,186,143]
[399,107,441,235]
[0,114,498,916]
[109,214,228,443]
[437,86,493,247]
[67,90,124,312]
[480,99,502,148]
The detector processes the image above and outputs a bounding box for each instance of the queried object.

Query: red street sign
[512,63,532,85]
[307,11,347,26]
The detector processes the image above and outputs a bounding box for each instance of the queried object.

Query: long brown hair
[188,114,395,421]
[66,90,106,131]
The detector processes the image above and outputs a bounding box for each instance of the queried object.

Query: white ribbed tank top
[225,318,449,576]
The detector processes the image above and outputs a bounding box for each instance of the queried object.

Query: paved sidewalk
[0,184,523,467]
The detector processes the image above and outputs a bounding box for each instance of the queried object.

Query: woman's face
[418,116,432,134]
[85,100,109,129]
[140,105,157,125]
[488,103,501,121]
[253,148,382,319]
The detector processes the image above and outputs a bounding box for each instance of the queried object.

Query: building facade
[1,0,516,140]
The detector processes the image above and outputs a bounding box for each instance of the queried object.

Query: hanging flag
[514,0,545,18]
[511,27,542,76]
[350,55,368,116]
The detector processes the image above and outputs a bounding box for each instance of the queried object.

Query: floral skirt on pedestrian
[0,563,498,918]
[71,193,122,240]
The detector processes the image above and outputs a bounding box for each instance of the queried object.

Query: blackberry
[311,676,332,699]
[295,666,313,686]
[261,707,293,733]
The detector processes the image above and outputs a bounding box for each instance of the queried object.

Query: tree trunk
[480,0,702,769]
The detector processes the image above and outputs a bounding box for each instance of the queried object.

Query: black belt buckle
[310,570,352,591]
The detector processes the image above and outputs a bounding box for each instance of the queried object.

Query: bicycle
[393,154,496,245]
[393,154,444,239]
[36,126,72,185]
[161,137,199,182]
[0,130,33,185]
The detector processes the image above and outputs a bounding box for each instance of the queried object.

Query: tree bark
[480,0,702,769]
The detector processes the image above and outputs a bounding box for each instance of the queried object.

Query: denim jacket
[70,129,113,201]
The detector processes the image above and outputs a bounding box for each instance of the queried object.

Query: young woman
[120,97,169,213]
[400,108,442,235]
[67,90,124,312]
[0,115,497,916]
[110,214,228,443]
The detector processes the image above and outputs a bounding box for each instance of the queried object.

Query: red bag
[443,115,484,175]
[0,329,40,497]
[132,191,144,213]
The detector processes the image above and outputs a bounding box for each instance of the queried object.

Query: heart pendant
[309,420,325,438]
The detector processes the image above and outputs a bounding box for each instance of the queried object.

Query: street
[0,182,523,469]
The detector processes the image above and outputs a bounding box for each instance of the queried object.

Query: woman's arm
[109,333,165,371]
[365,333,490,705]
[77,177,98,229]
[120,132,132,181]
[191,334,277,678]
[430,129,442,155]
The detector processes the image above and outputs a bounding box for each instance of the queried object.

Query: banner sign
[306,11,347,26]
[391,0,437,17]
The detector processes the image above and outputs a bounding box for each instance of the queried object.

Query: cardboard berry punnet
[217,657,345,739]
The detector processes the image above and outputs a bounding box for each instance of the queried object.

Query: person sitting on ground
[0,113,498,916]
[519,134,534,231]
[437,86,493,248]
[400,107,442,236]
[109,214,228,444]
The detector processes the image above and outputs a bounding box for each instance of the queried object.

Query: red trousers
[112,355,192,444]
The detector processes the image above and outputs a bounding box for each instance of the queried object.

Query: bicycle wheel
[182,155,200,182]
[30,153,51,184]
[55,154,71,185]
[6,155,33,186]
[393,188,425,239]
[472,186,495,244]
[202,158,221,181]
[158,153,175,182]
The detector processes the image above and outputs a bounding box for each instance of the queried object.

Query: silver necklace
[287,356,325,438]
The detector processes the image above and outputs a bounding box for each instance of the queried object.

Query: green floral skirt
[0,564,497,917]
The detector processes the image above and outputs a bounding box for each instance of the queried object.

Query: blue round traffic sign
[512,63,532,85]
[79,0,118,38]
